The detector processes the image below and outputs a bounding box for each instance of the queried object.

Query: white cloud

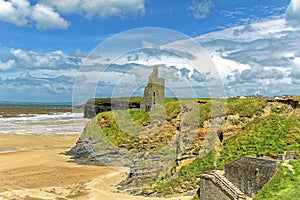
[0,72,75,101]
[31,4,69,30]
[0,0,30,26]
[39,0,146,19]
[0,0,69,30]
[194,18,300,96]
[10,48,82,70]
[286,0,300,21]
[0,0,146,30]
[38,0,82,14]
[187,0,214,19]
[0,60,16,71]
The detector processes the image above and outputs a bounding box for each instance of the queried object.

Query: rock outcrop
[83,98,140,118]
[69,98,299,198]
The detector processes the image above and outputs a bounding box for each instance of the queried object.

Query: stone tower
[140,66,165,111]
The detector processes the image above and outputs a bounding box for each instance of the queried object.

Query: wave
[0,101,73,107]
[0,112,88,135]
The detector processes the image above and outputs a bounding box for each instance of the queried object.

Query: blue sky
[0,0,290,51]
[0,0,299,102]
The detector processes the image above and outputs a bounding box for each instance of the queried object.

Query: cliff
[68,98,300,198]
[83,97,141,118]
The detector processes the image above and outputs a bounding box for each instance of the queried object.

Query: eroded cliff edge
[67,98,300,198]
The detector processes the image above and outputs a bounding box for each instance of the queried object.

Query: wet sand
[0,134,191,200]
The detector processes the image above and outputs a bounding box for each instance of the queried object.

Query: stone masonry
[199,156,279,199]
[199,171,247,200]
[224,156,279,198]
[140,66,165,111]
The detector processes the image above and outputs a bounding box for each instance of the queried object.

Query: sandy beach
[0,134,191,200]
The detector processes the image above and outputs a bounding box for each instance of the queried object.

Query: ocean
[0,102,88,135]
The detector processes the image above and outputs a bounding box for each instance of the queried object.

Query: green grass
[82,100,182,152]
[255,158,300,200]
[226,98,267,117]
[161,100,181,121]
[199,101,211,128]
[81,115,115,149]
[86,97,142,104]
[80,97,300,198]
[86,97,181,105]
[152,150,216,196]
[128,109,150,126]
[97,111,140,150]
[218,114,300,167]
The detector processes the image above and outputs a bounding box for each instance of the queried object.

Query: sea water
[0,102,88,135]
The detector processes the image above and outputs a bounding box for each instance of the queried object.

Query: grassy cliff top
[85,97,214,105]
[79,97,300,198]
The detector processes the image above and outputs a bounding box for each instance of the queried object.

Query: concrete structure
[199,156,279,199]
[140,66,165,111]
[224,157,279,198]
[199,171,247,200]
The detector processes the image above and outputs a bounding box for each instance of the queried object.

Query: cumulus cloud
[0,0,69,30]
[38,0,82,14]
[286,0,300,21]
[39,0,146,19]
[187,0,214,19]
[31,4,69,30]
[194,18,300,96]
[0,72,75,101]
[9,48,82,70]
[0,0,30,26]
[0,60,16,71]
[239,65,285,82]
[290,65,300,79]
[0,0,146,30]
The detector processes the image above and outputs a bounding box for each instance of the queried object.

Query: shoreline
[0,133,192,200]
[0,134,115,193]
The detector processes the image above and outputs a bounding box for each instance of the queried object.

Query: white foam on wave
[0,112,89,135]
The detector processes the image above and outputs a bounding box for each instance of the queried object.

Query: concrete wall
[199,174,233,200]
[224,157,279,197]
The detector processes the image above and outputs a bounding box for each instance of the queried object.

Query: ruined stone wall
[224,157,279,197]
[199,174,233,200]
[84,100,140,118]
[140,66,165,111]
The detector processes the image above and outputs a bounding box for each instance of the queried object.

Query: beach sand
[0,134,191,200]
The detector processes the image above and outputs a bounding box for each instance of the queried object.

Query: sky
[0,0,299,102]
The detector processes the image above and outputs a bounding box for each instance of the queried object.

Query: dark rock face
[66,137,132,167]
[267,99,300,109]
[66,137,176,196]
[84,100,140,118]
[70,101,208,196]
[66,137,99,164]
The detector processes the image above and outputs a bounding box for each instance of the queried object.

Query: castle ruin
[140,66,165,111]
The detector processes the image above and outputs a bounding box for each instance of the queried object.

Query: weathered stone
[140,66,165,111]
[267,98,299,109]
[199,173,234,200]
[224,156,279,198]
[84,99,140,118]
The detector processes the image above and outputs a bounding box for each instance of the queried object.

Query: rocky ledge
[83,98,141,118]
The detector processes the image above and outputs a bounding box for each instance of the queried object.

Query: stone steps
[211,170,251,200]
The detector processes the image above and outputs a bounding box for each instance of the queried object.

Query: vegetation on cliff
[255,158,300,200]
[73,97,299,198]
[151,150,215,196]
[218,114,300,167]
